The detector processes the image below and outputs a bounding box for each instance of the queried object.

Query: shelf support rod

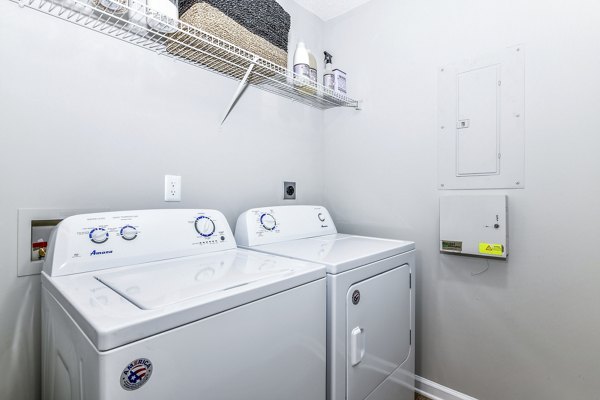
[221,58,256,125]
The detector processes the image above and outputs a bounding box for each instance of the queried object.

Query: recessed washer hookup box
[440,195,508,259]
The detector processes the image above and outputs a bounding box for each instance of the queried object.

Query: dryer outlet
[284,182,296,200]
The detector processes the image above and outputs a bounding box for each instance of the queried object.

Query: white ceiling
[292,0,373,21]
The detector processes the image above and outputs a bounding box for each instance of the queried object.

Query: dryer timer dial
[260,213,277,231]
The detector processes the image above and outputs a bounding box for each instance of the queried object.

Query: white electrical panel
[438,45,525,190]
[440,195,508,259]
[456,64,500,176]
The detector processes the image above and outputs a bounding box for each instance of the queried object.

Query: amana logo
[90,249,113,256]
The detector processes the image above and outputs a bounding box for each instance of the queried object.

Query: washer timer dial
[260,213,277,231]
[195,216,216,237]
[89,228,109,244]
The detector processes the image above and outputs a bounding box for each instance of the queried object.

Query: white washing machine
[41,209,327,400]
[235,205,416,400]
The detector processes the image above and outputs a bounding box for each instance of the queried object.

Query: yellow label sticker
[479,243,504,256]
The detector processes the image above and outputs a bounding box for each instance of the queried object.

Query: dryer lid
[247,234,415,274]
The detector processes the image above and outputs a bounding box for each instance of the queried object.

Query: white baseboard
[415,376,479,400]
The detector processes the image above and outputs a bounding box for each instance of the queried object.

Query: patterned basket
[167,0,290,78]
[180,0,290,51]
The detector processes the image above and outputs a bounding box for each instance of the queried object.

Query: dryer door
[346,264,411,400]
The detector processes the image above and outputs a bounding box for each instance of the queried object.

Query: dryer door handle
[350,326,365,366]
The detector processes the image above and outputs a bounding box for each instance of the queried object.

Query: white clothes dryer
[235,205,416,400]
[41,209,327,400]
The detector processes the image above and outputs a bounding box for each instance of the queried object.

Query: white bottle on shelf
[334,68,347,95]
[147,0,178,33]
[92,0,128,16]
[56,0,94,15]
[128,0,147,35]
[293,41,311,88]
[307,49,317,88]
[323,51,335,91]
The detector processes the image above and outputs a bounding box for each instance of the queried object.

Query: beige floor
[415,394,432,400]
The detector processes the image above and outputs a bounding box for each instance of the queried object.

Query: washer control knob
[120,225,138,241]
[317,213,326,222]
[89,228,108,244]
[261,213,277,231]
[195,216,216,237]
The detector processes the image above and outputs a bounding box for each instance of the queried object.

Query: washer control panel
[89,227,109,244]
[235,205,337,247]
[86,220,140,245]
[195,216,216,237]
[120,225,138,241]
[44,209,235,277]
[80,214,144,248]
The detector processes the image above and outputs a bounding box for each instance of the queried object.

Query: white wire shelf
[12,0,361,112]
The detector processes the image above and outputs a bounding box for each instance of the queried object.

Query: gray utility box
[440,195,508,259]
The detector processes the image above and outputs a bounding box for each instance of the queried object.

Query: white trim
[415,376,479,400]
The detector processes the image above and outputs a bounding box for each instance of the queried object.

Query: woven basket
[167,2,289,79]
[179,0,290,51]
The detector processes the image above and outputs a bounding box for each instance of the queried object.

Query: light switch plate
[165,175,182,202]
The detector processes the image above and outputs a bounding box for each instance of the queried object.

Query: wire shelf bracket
[221,57,256,125]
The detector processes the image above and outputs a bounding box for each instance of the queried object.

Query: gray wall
[323,0,600,399]
[0,1,325,398]
[3,0,600,399]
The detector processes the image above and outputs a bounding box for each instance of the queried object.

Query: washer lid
[246,234,415,274]
[96,253,294,310]
[42,249,326,351]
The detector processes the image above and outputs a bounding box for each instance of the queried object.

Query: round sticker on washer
[121,358,153,391]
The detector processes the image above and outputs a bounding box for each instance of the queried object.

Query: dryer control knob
[89,228,109,244]
[195,216,216,237]
[261,213,277,231]
[317,213,326,222]
[120,225,138,241]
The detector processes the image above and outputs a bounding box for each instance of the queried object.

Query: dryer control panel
[235,205,337,247]
[44,209,236,277]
